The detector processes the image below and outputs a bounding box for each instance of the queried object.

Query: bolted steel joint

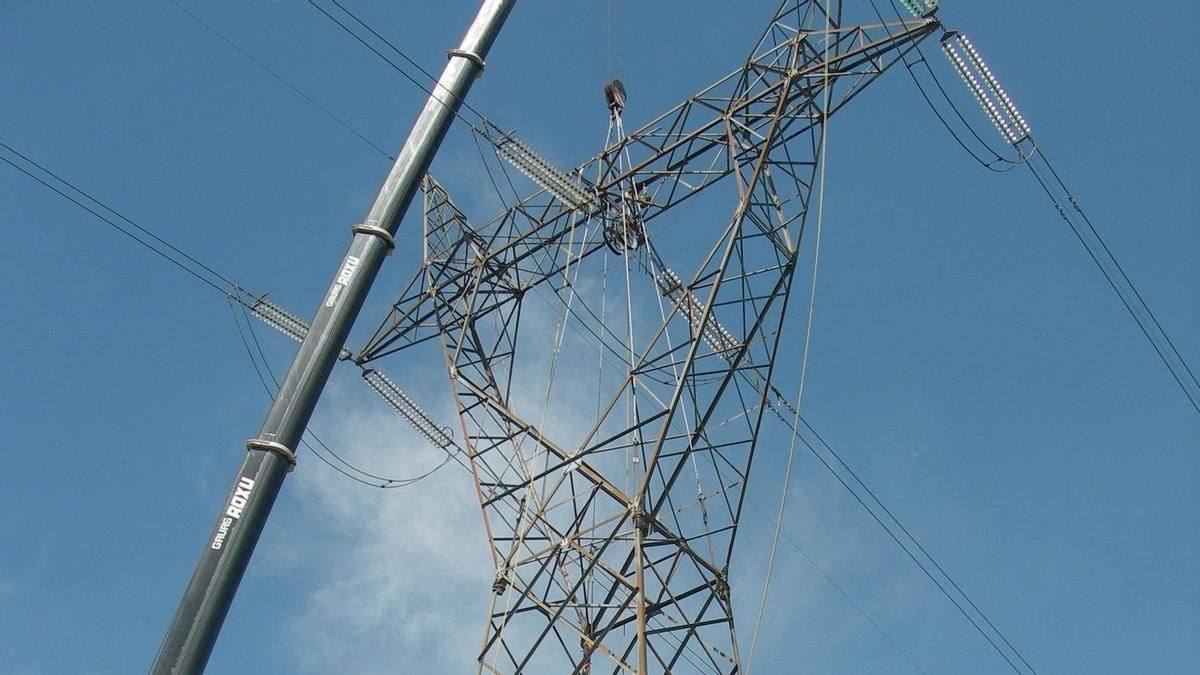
[630,504,650,535]
[712,571,730,602]
[492,574,509,595]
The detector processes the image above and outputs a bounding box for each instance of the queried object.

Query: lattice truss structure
[356,3,937,673]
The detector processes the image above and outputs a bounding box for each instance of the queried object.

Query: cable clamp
[712,571,730,601]
[492,574,509,595]
[630,504,649,535]
[447,48,485,75]
[352,223,396,254]
[245,438,297,472]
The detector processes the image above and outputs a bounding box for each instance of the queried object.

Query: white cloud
[256,230,928,673]
[276,370,492,674]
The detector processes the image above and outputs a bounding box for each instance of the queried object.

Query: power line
[167,0,396,162]
[878,0,1198,414]
[0,140,453,489]
[304,0,505,141]
[329,0,440,84]
[744,496,928,674]
[1039,155,1197,398]
[231,299,455,489]
[779,403,1034,674]
[0,141,239,298]
[868,0,1024,173]
[1024,151,1200,413]
[304,0,491,134]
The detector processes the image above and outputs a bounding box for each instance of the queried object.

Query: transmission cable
[1037,153,1197,398]
[329,0,440,84]
[746,13,832,669]
[744,495,927,673]
[306,0,535,171]
[0,141,243,299]
[874,0,1198,414]
[167,0,395,162]
[0,140,454,488]
[304,0,498,137]
[868,0,1025,172]
[1024,152,1199,413]
[233,299,455,488]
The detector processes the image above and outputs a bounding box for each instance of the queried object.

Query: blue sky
[1,1,1196,673]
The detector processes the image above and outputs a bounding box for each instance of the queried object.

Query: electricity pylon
[357,3,938,672]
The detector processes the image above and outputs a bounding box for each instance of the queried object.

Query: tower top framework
[360,2,939,672]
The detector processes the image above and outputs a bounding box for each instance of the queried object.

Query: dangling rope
[607,0,612,79]
[607,0,622,80]
[746,6,833,669]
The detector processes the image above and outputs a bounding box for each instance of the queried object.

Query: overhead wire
[760,389,1033,673]
[868,0,1026,172]
[1024,151,1200,413]
[304,0,500,139]
[0,141,243,299]
[746,11,833,670]
[305,0,555,187]
[861,5,1198,657]
[1036,153,1197,399]
[304,0,450,112]
[0,139,454,489]
[329,0,440,83]
[744,495,928,674]
[163,0,489,470]
[167,0,395,162]
[871,0,1197,413]
[236,300,456,488]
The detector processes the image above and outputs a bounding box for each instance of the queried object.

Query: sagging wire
[0,140,250,300]
[307,0,572,212]
[869,0,1034,173]
[743,494,928,674]
[0,138,462,489]
[1023,151,1200,414]
[766,389,1037,674]
[167,0,395,162]
[305,0,507,142]
[886,0,1198,414]
[233,297,459,488]
[746,8,833,670]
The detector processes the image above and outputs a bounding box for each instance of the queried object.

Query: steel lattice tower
[357,2,937,672]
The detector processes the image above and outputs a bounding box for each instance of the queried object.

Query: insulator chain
[957,34,1031,138]
[363,368,461,454]
[942,33,1031,146]
[650,264,741,356]
[249,296,461,455]
[249,296,353,360]
[493,134,595,210]
[900,0,938,18]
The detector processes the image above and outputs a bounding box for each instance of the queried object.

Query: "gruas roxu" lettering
[211,476,256,550]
